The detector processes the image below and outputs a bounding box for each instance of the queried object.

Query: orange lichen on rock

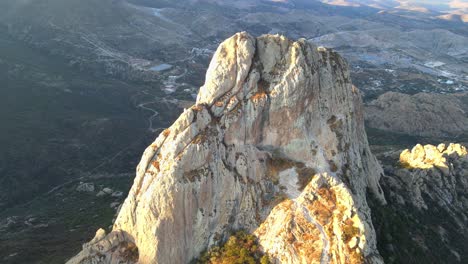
[162,129,171,137]
[251,91,268,101]
[151,160,160,171]
[191,104,204,112]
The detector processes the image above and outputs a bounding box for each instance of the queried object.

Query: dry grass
[348,250,364,264]
[310,201,333,224]
[341,220,360,242]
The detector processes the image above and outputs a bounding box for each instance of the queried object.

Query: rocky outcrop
[371,143,468,263]
[365,92,468,138]
[76,182,95,193]
[385,143,468,221]
[68,32,385,264]
[400,143,467,171]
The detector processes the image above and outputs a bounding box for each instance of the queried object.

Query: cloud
[450,0,468,9]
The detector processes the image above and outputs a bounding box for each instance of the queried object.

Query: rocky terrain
[0,28,188,210]
[0,176,131,264]
[371,143,468,263]
[0,0,467,263]
[2,0,467,98]
[68,32,386,264]
[365,91,468,138]
[1,0,466,208]
[312,28,468,97]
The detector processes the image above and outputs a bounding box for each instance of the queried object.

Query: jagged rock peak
[68,32,385,264]
[386,142,468,212]
[395,143,468,212]
[400,143,468,170]
[372,143,468,263]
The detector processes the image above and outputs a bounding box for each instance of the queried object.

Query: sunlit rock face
[390,143,468,214]
[67,32,385,264]
[373,143,468,263]
[400,143,467,171]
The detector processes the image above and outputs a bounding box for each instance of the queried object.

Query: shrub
[196,231,271,264]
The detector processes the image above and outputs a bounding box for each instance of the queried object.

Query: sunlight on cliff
[255,173,368,264]
[399,143,468,170]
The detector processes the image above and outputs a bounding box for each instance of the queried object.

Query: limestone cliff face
[68,32,385,264]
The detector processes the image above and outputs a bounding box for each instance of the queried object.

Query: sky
[448,0,468,9]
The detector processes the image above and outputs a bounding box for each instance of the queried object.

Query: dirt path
[137,101,159,132]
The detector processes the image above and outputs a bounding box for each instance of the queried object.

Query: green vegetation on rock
[196,231,270,264]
